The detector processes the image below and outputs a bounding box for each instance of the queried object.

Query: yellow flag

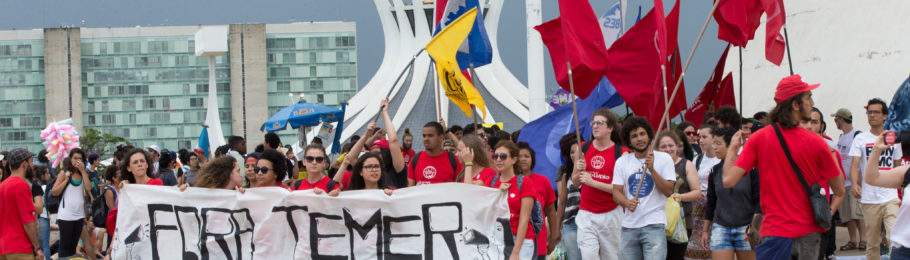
[425,8,487,120]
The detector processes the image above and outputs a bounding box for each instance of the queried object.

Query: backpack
[581,141,623,160]
[91,186,114,227]
[489,174,544,251]
[294,178,338,192]
[44,174,70,214]
[409,151,458,178]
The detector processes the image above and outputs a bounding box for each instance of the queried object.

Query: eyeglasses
[590,120,607,127]
[492,153,509,161]
[684,131,698,137]
[190,158,199,161]
[866,110,883,116]
[253,166,270,174]
[363,164,382,170]
[305,156,325,163]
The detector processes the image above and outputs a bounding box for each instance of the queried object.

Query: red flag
[664,1,687,124]
[685,45,735,127]
[761,0,786,65]
[434,0,449,27]
[605,0,686,127]
[714,0,763,47]
[534,0,609,99]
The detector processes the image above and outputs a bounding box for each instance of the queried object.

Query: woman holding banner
[457,134,495,183]
[342,153,394,196]
[477,140,537,260]
[194,156,244,190]
[256,149,291,190]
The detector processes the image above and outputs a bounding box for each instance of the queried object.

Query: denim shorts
[710,223,751,251]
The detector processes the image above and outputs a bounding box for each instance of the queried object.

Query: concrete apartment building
[0,22,356,153]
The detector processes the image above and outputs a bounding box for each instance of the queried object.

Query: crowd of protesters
[1,74,910,260]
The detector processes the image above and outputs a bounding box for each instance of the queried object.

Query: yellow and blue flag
[426,8,487,120]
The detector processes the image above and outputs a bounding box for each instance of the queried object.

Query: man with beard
[721,75,845,259]
[0,148,44,260]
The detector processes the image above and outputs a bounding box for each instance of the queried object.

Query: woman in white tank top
[862,131,910,258]
[49,149,95,258]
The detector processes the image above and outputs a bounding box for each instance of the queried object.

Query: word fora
[145,202,514,260]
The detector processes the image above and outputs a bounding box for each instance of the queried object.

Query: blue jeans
[620,224,667,260]
[893,246,910,260]
[38,217,50,260]
[561,220,581,260]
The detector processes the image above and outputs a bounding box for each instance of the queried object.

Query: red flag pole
[566,61,584,161]
[653,0,721,147]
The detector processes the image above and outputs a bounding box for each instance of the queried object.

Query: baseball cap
[147,145,161,154]
[774,74,820,104]
[370,139,390,150]
[6,148,35,167]
[830,108,852,121]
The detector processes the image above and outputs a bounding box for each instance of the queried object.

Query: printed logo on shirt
[404,155,411,164]
[591,155,606,169]
[864,143,897,170]
[626,170,654,199]
[590,172,611,182]
[423,166,438,180]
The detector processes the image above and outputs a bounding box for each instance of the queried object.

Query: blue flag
[198,126,210,158]
[885,77,910,132]
[435,0,493,69]
[517,78,624,188]
[331,103,346,154]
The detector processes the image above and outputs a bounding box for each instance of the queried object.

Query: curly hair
[258,149,287,183]
[621,116,655,152]
[517,142,536,171]
[194,156,238,189]
[713,106,742,130]
[121,149,156,184]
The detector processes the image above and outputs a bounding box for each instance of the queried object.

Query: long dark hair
[121,149,156,184]
[63,148,87,174]
[769,92,807,128]
[348,152,393,190]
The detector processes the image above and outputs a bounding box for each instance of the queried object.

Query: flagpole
[469,64,481,127]
[566,61,584,161]
[784,26,794,75]
[739,47,743,115]
[372,48,424,124]
[434,61,442,121]
[653,0,721,149]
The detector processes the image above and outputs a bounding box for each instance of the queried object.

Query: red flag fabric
[434,0,449,27]
[761,0,786,65]
[685,45,736,127]
[534,0,609,99]
[606,0,686,128]
[714,0,763,47]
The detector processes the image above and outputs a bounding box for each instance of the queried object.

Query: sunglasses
[363,164,382,170]
[253,166,270,174]
[305,156,325,163]
[684,131,698,137]
[492,153,510,161]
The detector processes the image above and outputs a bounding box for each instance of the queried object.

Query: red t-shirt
[579,144,626,213]
[403,149,416,166]
[734,126,841,238]
[293,175,339,192]
[107,178,162,237]
[471,168,497,182]
[484,174,537,240]
[0,176,38,254]
[341,171,353,190]
[529,173,556,255]
[407,151,463,185]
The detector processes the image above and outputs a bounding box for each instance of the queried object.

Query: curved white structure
[340,0,533,149]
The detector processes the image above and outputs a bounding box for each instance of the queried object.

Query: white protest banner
[112,183,513,260]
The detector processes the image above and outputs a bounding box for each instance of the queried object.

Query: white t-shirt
[612,151,676,228]
[893,182,910,248]
[837,129,860,187]
[695,154,721,195]
[850,131,903,204]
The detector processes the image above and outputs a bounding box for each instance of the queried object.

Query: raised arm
[381,98,406,173]
[722,131,747,188]
[864,131,907,189]
[332,120,376,182]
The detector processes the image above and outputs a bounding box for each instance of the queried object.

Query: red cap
[370,139,390,150]
[774,75,819,104]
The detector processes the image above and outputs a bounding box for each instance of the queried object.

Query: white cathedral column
[526,0,546,121]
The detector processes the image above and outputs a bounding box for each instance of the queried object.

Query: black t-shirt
[31,182,44,198]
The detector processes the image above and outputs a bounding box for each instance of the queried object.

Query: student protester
[402,128,416,166]
[449,125,464,140]
[851,98,903,259]
[0,148,44,260]
[291,145,341,193]
[803,107,845,259]
[337,153,394,196]
[255,149,291,190]
[194,156,244,190]
[333,120,376,190]
[408,121,463,186]
[457,134,496,183]
[226,136,247,157]
[157,151,178,186]
[443,139,458,154]
[655,130,704,259]
[861,131,910,258]
[753,111,769,125]
[373,99,406,188]
[87,153,102,198]
[107,149,164,243]
[612,116,677,260]
[722,75,845,259]
[264,132,282,150]
[518,142,560,258]
[575,108,626,260]
[740,119,755,140]
[146,145,161,174]
[677,122,701,155]
[695,123,722,197]
[831,107,866,251]
[713,106,742,131]
[555,133,582,260]
[183,152,201,186]
[244,153,261,188]
[51,148,96,259]
[476,140,538,260]
[704,127,759,260]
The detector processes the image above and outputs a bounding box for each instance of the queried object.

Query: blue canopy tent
[261,101,346,153]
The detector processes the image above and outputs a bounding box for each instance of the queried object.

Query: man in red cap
[721,75,846,259]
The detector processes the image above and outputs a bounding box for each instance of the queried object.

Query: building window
[103,114,116,125]
[178,140,191,149]
[99,43,108,54]
[183,84,190,94]
[149,41,168,53]
[309,52,317,62]
[8,132,26,141]
[267,38,295,49]
[217,83,230,93]
[310,66,317,76]
[316,94,324,103]
[147,127,157,137]
[152,113,170,124]
[336,51,350,62]
[18,60,31,70]
[268,54,275,64]
[143,99,156,109]
[87,101,95,112]
[336,36,355,47]
[197,84,208,93]
[176,56,189,66]
[0,118,11,127]
[270,67,290,77]
[309,79,323,90]
[123,100,136,110]
[190,98,204,108]
[87,115,95,125]
[283,53,295,63]
[277,81,290,92]
[128,85,149,95]
[129,114,136,124]
[19,117,40,127]
[102,100,109,111]
[162,99,170,109]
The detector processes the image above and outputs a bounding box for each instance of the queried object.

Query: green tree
[80,127,131,158]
